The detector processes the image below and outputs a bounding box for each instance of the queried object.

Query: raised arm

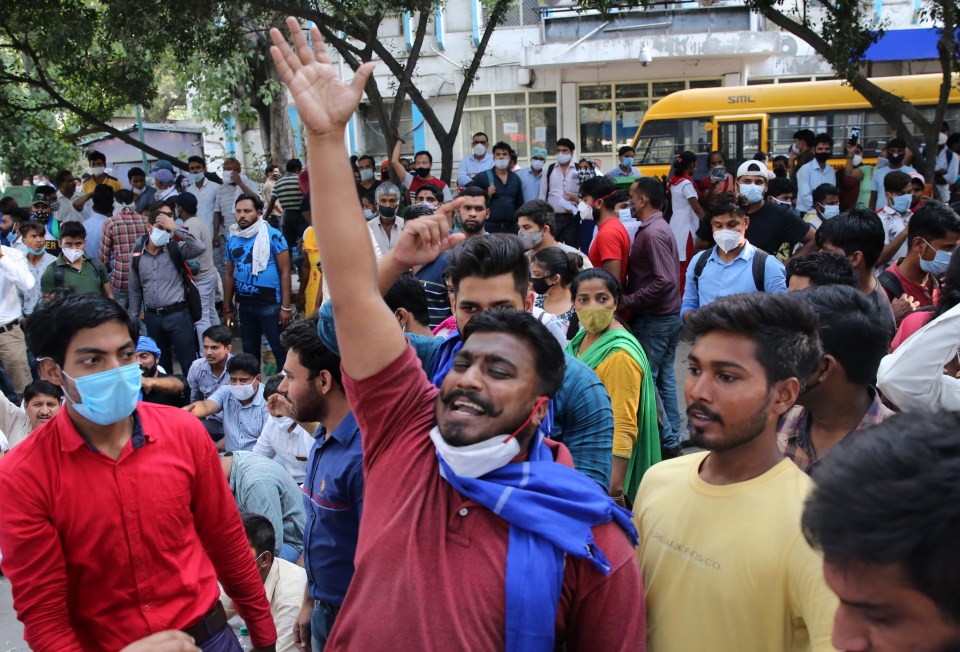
[389,139,409,181]
[270,19,462,381]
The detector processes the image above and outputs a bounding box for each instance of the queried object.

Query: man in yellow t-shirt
[633,292,837,651]
[80,150,124,196]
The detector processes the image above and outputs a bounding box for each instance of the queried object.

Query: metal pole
[135,104,149,170]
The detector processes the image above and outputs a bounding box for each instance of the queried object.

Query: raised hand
[393,199,466,269]
[269,18,375,138]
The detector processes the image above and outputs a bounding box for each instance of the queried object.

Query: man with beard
[136,336,190,407]
[458,186,489,238]
[802,411,960,652]
[269,20,643,650]
[632,291,838,651]
[277,315,362,651]
[187,325,233,441]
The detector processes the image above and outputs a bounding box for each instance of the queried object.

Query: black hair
[23,379,63,403]
[887,137,906,150]
[515,200,556,231]
[708,150,726,163]
[5,207,28,224]
[280,314,342,387]
[817,207,885,269]
[571,268,622,307]
[556,137,575,151]
[580,175,618,210]
[772,154,789,165]
[907,201,960,243]
[801,410,960,623]
[357,155,375,168]
[414,150,433,164]
[473,132,489,142]
[532,246,581,286]
[459,185,489,208]
[793,129,815,147]
[188,155,205,167]
[794,284,890,385]
[115,189,134,205]
[671,151,697,176]
[686,292,822,388]
[285,158,303,173]
[59,221,86,241]
[709,191,750,219]
[202,324,233,346]
[618,145,635,157]
[384,273,431,328]
[812,183,840,205]
[19,221,46,238]
[127,167,145,180]
[92,184,115,214]
[54,170,73,186]
[786,251,858,289]
[814,133,833,148]
[884,170,912,193]
[753,151,768,162]
[262,374,284,400]
[632,177,664,210]
[910,177,925,190]
[947,133,960,149]
[414,184,441,201]
[931,244,960,321]
[766,177,796,198]
[235,193,264,212]
[226,353,260,377]
[240,511,276,558]
[146,201,175,225]
[86,150,106,164]
[461,307,565,397]
[27,293,139,367]
[404,204,435,220]
[446,233,530,298]
[492,141,512,156]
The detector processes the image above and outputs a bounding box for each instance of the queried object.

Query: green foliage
[0,107,79,183]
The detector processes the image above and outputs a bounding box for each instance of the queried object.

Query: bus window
[717,119,762,166]
[634,118,712,165]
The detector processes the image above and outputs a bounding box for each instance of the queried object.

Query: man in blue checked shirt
[278,316,363,652]
[184,352,268,452]
[681,192,787,317]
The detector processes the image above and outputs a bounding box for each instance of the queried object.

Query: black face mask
[814,152,831,164]
[531,277,552,295]
[32,210,51,223]
[889,153,904,165]
[379,206,397,218]
[415,167,431,178]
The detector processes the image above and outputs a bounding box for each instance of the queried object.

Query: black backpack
[53,258,109,295]
[131,235,203,322]
[693,246,769,291]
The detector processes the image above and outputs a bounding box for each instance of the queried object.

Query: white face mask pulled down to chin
[431,396,547,479]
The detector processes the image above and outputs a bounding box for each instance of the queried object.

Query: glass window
[360,102,412,155]
[466,95,491,108]
[616,100,648,151]
[462,91,558,161]
[579,85,611,101]
[580,103,613,153]
[652,81,685,98]
[495,93,526,107]
[634,119,679,166]
[529,106,557,155]
[528,91,556,105]
[615,83,649,99]
[461,111,494,158]
[690,79,723,89]
[495,107,528,154]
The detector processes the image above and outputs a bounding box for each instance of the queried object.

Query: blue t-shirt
[226,225,288,304]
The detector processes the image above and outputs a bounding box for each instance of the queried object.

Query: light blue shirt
[795,158,837,212]
[871,164,916,210]
[83,212,108,260]
[457,153,494,188]
[210,383,268,452]
[680,242,787,315]
[516,166,545,203]
[605,165,642,179]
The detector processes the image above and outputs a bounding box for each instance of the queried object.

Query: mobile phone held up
[848,127,860,146]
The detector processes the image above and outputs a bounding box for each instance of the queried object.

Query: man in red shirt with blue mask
[0,292,276,651]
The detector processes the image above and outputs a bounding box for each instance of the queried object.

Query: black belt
[0,320,18,334]
[315,599,341,614]
[146,301,188,315]
[183,601,228,645]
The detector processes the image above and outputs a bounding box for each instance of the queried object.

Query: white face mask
[222,170,235,185]
[531,159,545,172]
[821,204,840,220]
[556,152,572,165]
[852,154,863,167]
[578,200,593,221]
[62,247,84,263]
[429,426,520,479]
[229,383,256,401]
[473,143,487,157]
[271,415,296,431]
[363,208,374,220]
[713,228,743,253]
[359,168,375,182]
[618,208,633,222]
[89,166,106,177]
[493,158,510,170]
[131,187,144,196]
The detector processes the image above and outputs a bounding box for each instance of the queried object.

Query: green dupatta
[566,327,662,502]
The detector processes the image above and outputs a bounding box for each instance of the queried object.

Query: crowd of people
[0,18,958,652]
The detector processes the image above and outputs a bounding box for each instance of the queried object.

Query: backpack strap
[752,249,769,291]
[53,266,64,288]
[692,248,712,289]
[546,163,556,198]
[878,270,905,299]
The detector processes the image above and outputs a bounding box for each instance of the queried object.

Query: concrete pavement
[0,578,26,650]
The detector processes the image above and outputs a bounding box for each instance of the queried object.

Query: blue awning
[865,28,951,62]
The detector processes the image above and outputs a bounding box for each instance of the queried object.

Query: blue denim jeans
[630,313,682,450]
[311,601,341,652]
[238,302,288,371]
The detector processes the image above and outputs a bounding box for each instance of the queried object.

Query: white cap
[736,160,771,179]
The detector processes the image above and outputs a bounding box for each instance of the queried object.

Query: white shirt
[253,417,315,484]
[877,302,960,412]
[216,175,261,233]
[0,247,34,324]
[187,179,222,232]
[795,158,837,212]
[221,558,307,652]
[668,178,699,262]
[877,205,911,261]
[367,216,405,254]
[55,191,85,224]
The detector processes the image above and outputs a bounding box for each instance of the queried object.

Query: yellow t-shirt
[82,175,123,195]
[301,227,322,316]
[592,348,642,459]
[633,453,837,652]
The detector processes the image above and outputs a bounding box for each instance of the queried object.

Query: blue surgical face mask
[62,363,142,425]
[189,172,205,184]
[820,204,840,220]
[622,156,634,168]
[739,182,764,204]
[891,194,912,214]
[919,239,952,276]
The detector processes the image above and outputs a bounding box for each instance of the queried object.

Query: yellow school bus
[631,74,960,178]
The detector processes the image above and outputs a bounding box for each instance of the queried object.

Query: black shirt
[467,169,524,232]
[142,372,190,407]
[696,202,811,255]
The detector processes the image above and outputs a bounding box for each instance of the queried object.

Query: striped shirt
[228,451,305,555]
[209,384,268,453]
[272,174,304,213]
[414,252,451,330]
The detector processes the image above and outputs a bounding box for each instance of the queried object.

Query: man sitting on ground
[252,375,315,484]
[137,336,190,407]
[184,352,268,452]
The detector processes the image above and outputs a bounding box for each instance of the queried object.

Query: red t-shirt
[408,174,449,203]
[589,218,631,285]
[331,345,645,650]
[883,261,937,308]
[0,403,276,651]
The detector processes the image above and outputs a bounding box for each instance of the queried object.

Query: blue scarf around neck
[436,434,638,652]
